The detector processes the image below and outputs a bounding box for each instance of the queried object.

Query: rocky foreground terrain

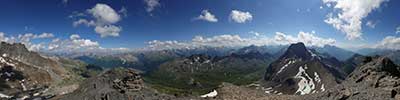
[56,68,177,100]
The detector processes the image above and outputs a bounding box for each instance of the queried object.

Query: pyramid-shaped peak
[280,42,312,60]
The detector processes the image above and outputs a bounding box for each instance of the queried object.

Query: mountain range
[2,41,400,99]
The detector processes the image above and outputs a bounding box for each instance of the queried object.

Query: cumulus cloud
[7,33,55,51]
[323,0,387,40]
[88,4,121,24]
[274,31,336,47]
[70,34,80,40]
[230,10,253,23]
[73,19,95,27]
[374,36,400,50]
[195,10,218,22]
[0,32,128,53]
[0,32,15,43]
[48,34,99,52]
[46,34,130,53]
[94,25,121,37]
[72,3,122,38]
[144,31,336,50]
[144,0,160,13]
[18,33,55,43]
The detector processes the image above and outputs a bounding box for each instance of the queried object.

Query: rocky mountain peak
[281,42,312,60]
[263,42,345,95]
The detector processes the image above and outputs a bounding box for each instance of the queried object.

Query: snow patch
[294,66,315,95]
[314,72,321,83]
[0,57,16,67]
[308,50,320,59]
[19,95,29,100]
[277,60,296,74]
[321,84,325,91]
[0,93,11,98]
[308,50,317,57]
[263,87,274,94]
[20,79,27,91]
[204,60,210,64]
[200,90,218,98]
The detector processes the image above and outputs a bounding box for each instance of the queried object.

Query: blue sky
[0,0,399,52]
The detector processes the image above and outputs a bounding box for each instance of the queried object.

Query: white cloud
[94,25,121,37]
[0,32,129,53]
[46,34,130,53]
[88,4,121,24]
[11,33,55,51]
[0,32,15,43]
[70,34,80,40]
[274,31,336,47]
[48,34,99,51]
[36,33,55,39]
[73,19,95,27]
[366,20,377,28]
[69,12,86,18]
[374,36,400,50]
[72,3,123,38]
[144,31,336,50]
[323,0,387,40]
[18,33,54,42]
[144,0,160,13]
[396,26,400,34]
[229,10,253,23]
[195,10,218,22]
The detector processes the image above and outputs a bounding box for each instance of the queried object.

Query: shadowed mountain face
[264,42,346,95]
